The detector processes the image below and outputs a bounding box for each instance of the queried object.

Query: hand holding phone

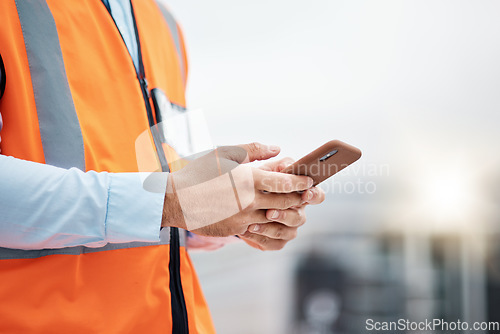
[281,140,362,186]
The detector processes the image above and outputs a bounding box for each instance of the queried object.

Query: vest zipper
[137,74,170,172]
[103,1,189,333]
[169,228,190,333]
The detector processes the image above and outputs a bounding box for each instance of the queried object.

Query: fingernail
[269,145,280,152]
[270,210,280,219]
[307,178,314,187]
[306,190,314,201]
[251,224,260,232]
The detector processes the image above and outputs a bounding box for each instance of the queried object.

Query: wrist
[162,173,186,229]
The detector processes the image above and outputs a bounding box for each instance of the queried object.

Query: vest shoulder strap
[155,1,188,86]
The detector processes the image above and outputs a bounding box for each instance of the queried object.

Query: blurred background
[166,0,500,333]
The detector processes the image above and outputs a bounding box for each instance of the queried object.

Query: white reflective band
[15,0,86,170]
[0,228,187,260]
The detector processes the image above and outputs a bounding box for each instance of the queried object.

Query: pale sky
[167,0,500,180]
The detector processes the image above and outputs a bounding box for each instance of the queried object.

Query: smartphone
[281,140,362,186]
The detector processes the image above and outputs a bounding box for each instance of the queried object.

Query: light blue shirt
[106,0,139,71]
[0,0,166,250]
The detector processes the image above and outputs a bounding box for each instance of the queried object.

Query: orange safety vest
[0,0,215,333]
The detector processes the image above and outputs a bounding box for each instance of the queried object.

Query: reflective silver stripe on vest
[0,228,187,260]
[15,0,86,170]
[155,2,186,85]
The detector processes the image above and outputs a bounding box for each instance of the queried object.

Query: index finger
[301,186,326,205]
[259,157,295,172]
[254,169,313,193]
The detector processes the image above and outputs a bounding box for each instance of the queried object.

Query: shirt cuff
[105,172,168,244]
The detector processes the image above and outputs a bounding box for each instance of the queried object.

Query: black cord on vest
[0,54,6,100]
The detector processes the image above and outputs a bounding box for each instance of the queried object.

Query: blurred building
[191,177,500,334]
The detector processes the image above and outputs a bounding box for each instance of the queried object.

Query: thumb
[237,142,280,163]
[215,142,280,164]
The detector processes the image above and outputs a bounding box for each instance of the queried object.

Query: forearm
[0,155,167,250]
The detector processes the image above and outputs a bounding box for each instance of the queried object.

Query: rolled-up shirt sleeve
[0,155,167,250]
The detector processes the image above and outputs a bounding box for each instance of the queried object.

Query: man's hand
[162,143,314,239]
[238,157,326,251]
